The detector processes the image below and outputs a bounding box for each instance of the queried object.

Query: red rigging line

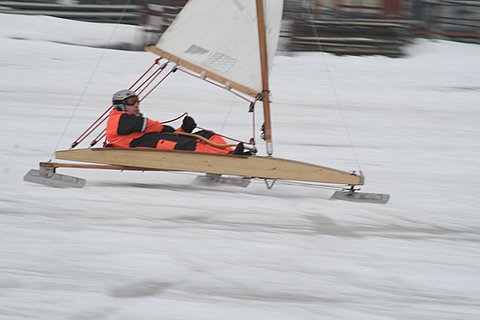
[174,67,257,145]
[71,107,111,148]
[133,62,168,97]
[129,58,162,90]
[71,59,169,148]
[91,131,106,147]
[161,112,188,124]
[176,68,254,104]
[73,58,256,149]
[139,67,176,101]
[91,66,175,147]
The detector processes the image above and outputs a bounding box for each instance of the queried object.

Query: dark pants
[130,132,197,150]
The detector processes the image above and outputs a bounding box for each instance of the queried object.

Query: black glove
[182,116,197,133]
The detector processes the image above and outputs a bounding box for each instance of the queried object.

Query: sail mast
[255,0,273,156]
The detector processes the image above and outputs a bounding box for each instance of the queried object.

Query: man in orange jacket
[106,89,245,154]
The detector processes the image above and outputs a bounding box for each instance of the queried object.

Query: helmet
[112,89,137,110]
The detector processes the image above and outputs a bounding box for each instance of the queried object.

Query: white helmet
[112,89,137,110]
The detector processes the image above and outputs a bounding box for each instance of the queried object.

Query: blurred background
[0,0,478,56]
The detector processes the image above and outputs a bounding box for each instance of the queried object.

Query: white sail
[147,0,284,97]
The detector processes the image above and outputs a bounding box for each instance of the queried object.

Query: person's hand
[182,116,197,133]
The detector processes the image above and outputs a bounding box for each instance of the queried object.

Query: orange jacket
[106,109,164,148]
[106,110,233,154]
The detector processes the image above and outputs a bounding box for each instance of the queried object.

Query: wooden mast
[255,0,273,156]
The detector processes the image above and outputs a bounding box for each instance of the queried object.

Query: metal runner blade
[330,190,390,204]
[24,169,86,188]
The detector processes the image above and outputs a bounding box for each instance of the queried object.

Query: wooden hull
[55,148,363,186]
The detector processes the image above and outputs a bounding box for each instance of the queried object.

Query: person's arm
[117,113,147,135]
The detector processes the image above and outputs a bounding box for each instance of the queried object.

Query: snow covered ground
[1,14,480,320]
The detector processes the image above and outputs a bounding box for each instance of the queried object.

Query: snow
[1,13,480,320]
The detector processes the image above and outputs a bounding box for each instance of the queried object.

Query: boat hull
[55,148,363,186]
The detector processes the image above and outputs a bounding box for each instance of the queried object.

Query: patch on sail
[184,45,237,74]
[204,52,237,73]
[184,44,209,55]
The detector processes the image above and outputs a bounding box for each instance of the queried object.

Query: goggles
[123,95,139,105]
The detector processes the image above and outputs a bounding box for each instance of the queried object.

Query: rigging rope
[69,57,253,149]
[175,66,256,146]
[250,101,257,146]
[49,0,134,161]
[176,68,254,103]
[72,60,167,148]
[87,59,169,148]
[130,58,163,91]
[89,62,173,147]
[137,66,176,101]
[195,126,249,145]
[302,0,363,173]
[59,23,257,150]
[161,112,188,124]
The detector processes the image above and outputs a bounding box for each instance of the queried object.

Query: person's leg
[131,133,196,151]
[192,130,235,154]
[194,141,232,154]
